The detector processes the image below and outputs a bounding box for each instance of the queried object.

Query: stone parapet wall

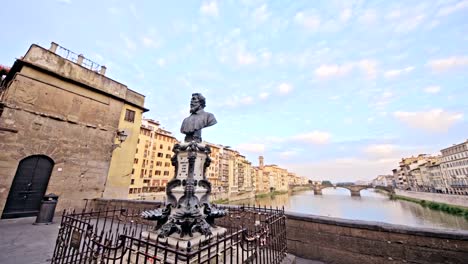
[395,189,468,207]
[286,212,468,264]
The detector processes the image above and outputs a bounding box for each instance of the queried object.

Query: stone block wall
[286,212,468,264]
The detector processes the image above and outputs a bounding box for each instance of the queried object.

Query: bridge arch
[312,185,372,196]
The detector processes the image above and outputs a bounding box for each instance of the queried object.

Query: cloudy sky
[1,0,467,182]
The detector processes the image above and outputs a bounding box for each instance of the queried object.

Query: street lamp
[111,130,128,151]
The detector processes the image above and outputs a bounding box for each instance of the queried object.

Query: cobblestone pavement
[0,216,60,264]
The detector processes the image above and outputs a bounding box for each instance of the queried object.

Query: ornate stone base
[127,227,228,264]
[141,226,227,249]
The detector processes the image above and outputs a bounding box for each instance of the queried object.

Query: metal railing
[51,205,286,263]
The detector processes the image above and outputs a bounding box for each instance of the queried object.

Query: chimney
[77,54,84,65]
[49,42,58,53]
[100,65,107,75]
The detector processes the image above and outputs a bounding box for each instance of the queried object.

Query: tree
[321,180,332,186]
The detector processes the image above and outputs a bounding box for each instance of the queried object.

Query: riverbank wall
[286,212,468,264]
[86,199,468,264]
[394,189,468,208]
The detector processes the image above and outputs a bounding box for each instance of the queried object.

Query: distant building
[0,43,147,219]
[127,119,178,200]
[440,140,468,195]
[372,175,393,187]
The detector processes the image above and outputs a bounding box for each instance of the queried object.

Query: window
[124,109,136,122]
[163,171,170,176]
[131,169,135,175]
[134,158,138,164]
[130,179,135,185]
[160,144,163,149]
[157,153,163,158]
[156,170,161,176]
[166,154,171,158]
[165,162,171,167]
[168,146,171,151]
[156,161,162,166]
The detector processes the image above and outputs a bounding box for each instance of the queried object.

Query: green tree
[321,180,332,186]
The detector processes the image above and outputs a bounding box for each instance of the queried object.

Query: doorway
[2,155,54,219]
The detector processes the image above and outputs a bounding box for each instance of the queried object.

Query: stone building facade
[0,43,146,218]
[440,140,468,195]
[128,119,178,200]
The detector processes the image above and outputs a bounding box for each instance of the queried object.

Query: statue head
[190,93,206,113]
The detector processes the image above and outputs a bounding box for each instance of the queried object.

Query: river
[229,188,468,230]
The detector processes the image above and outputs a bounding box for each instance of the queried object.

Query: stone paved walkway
[0,216,60,264]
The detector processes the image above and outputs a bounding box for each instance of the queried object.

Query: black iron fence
[51,205,286,263]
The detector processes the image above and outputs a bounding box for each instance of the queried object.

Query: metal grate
[51,205,286,263]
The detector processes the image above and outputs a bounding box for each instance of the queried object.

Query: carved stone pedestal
[126,227,228,264]
[140,141,227,242]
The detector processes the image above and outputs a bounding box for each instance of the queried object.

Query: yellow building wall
[103,104,143,198]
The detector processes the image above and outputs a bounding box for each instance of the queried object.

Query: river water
[229,189,468,231]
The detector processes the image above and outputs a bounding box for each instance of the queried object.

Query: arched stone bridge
[289,184,394,197]
[314,185,370,196]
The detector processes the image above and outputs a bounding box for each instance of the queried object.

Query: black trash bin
[34,193,59,225]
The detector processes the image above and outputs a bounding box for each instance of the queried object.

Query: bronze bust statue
[180,93,217,143]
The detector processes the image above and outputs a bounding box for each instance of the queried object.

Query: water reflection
[230,188,468,230]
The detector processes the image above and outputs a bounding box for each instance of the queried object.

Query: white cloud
[141,36,160,48]
[427,56,468,72]
[285,157,397,182]
[394,109,464,133]
[260,50,272,63]
[259,92,269,100]
[437,0,468,16]
[394,15,425,32]
[423,85,441,94]
[279,151,298,159]
[358,9,377,25]
[157,58,166,67]
[236,50,257,65]
[278,82,293,94]
[237,143,265,153]
[293,131,331,144]
[315,63,353,78]
[240,96,254,104]
[357,60,377,79]
[220,95,255,107]
[120,33,136,51]
[340,9,352,22]
[364,144,397,157]
[252,4,270,23]
[382,91,393,99]
[384,66,415,78]
[315,60,377,79]
[109,7,122,15]
[294,12,321,31]
[200,0,219,17]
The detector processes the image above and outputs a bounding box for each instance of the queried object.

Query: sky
[1,0,467,183]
